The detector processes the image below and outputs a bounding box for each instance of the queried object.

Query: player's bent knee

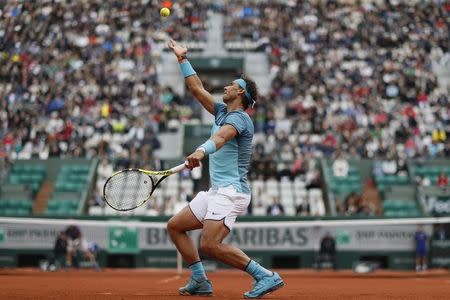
[167,217,183,234]
[199,239,219,258]
[166,218,176,233]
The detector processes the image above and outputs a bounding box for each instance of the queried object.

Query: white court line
[134,293,151,296]
[157,275,182,284]
[97,292,113,295]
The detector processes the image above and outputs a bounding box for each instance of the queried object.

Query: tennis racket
[103,163,187,211]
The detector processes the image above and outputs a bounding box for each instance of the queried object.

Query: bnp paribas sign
[140,225,424,251]
[141,227,315,250]
[226,227,311,250]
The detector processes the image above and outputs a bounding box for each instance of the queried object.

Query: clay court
[1,269,450,300]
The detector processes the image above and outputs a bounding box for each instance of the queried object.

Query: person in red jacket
[437,172,449,187]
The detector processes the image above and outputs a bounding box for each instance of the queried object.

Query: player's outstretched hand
[185,150,205,170]
[168,39,188,58]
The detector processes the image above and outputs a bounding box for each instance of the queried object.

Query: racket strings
[104,171,155,210]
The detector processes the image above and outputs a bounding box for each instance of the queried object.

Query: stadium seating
[324,162,362,211]
[411,165,450,184]
[327,166,361,196]
[249,178,325,216]
[7,164,46,194]
[375,175,410,192]
[0,199,33,216]
[0,163,47,216]
[44,164,91,216]
[383,199,421,217]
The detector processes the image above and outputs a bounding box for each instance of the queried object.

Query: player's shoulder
[214,102,227,116]
[228,109,253,123]
[225,110,254,134]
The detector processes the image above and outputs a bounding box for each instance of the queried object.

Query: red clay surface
[0,268,450,300]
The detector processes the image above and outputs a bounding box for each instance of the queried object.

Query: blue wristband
[180,61,196,78]
[197,140,216,155]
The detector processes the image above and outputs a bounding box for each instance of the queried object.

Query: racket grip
[169,162,188,174]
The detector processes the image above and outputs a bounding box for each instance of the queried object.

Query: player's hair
[240,74,258,110]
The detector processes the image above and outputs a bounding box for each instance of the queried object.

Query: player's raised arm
[185,124,238,169]
[168,39,215,115]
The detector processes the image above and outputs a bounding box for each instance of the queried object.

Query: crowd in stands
[0,0,209,173]
[1,1,449,217]
[224,0,449,166]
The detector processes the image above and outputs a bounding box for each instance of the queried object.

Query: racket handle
[169,162,188,174]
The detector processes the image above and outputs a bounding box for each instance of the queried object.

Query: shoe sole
[243,281,285,299]
[179,290,213,297]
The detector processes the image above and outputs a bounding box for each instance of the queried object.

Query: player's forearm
[185,74,205,97]
[179,58,203,94]
[210,134,226,151]
[178,59,215,114]
[196,125,237,155]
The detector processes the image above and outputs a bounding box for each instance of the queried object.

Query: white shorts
[188,185,251,230]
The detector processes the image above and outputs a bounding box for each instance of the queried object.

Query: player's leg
[167,206,203,264]
[200,187,284,298]
[200,220,283,299]
[199,219,248,269]
[167,191,212,296]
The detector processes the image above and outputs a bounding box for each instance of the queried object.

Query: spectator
[266,197,285,216]
[310,191,326,216]
[417,176,432,187]
[415,225,428,272]
[372,157,384,178]
[95,157,114,206]
[345,192,360,216]
[332,151,349,178]
[381,153,397,175]
[290,153,305,178]
[396,153,409,176]
[296,199,310,216]
[437,172,449,187]
[315,232,337,271]
[305,169,321,190]
[360,178,383,216]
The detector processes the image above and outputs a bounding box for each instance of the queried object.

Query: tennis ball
[160,7,170,18]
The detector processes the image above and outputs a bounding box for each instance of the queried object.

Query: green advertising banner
[336,230,351,245]
[108,226,139,254]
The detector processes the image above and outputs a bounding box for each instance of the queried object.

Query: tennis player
[166,39,284,298]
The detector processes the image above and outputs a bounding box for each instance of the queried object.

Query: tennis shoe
[244,272,284,299]
[179,277,213,296]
